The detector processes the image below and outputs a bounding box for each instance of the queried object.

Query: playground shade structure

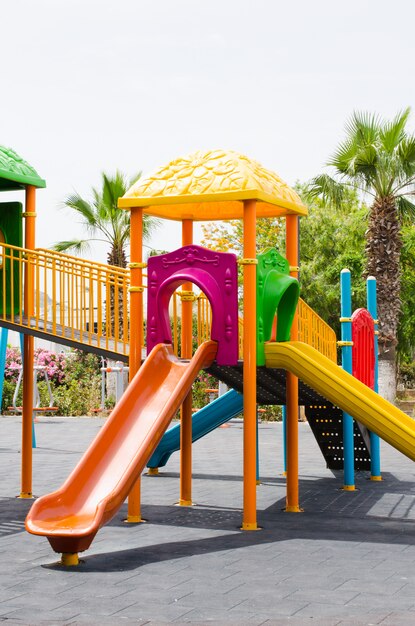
[265,342,415,461]
[147,388,243,469]
[25,340,218,554]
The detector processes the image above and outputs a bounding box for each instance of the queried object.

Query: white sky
[1,0,415,261]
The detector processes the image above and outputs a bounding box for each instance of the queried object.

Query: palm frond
[397,136,415,175]
[344,111,380,148]
[56,169,159,263]
[62,194,96,226]
[143,214,161,241]
[328,138,358,174]
[102,171,128,215]
[128,171,142,188]
[396,195,415,222]
[304,174,346,208]
[379,107,411,154]
[51,239,92,255]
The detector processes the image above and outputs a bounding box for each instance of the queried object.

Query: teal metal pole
[340,269,355,490]
[367,276,381,480]
[0,328,8,415]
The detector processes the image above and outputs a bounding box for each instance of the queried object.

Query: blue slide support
[0,330,36,447]
[367,276,381,480]
[147,388,243,469]
[340,269,355,490]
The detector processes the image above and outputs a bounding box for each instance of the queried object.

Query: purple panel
[147,245,238,365]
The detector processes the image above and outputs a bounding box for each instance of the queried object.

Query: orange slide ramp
[25,340,218,554]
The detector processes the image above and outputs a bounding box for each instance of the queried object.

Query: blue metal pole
[0,328,8,416]
[18,333,36,448]
[282,405,287,476]
[340,269,355,490]
[367,276,381,480]
[256,409,260,484]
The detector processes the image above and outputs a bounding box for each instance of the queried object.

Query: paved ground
[1,415,415,625]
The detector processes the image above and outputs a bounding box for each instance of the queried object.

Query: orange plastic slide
[26,340,217,554]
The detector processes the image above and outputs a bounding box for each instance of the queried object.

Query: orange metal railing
[0,243,130,358]
[0,243,337,364]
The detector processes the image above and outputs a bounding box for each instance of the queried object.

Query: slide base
[61,553,79,567]
[241,522,261,531]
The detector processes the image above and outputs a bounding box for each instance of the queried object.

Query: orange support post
[20,185,36,499]
[179,219,194,506]
[242,199,258,530]
[285,215,301,513]
[126,207,144,522]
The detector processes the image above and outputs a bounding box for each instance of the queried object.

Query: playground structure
[0,146,414,565]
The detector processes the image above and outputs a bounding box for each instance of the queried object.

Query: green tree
[201,217,283,256]
[398,224,415,362]
[201,187,367,336]
[54,171,159,336]
[201,217,284,305]
[53,171,158,268]
[297,186,367,337]
[307,109,415,401]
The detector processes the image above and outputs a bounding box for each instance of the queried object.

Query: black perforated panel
[207,364,372,471]
[305,405,371,470]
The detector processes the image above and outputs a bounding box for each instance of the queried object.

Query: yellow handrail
[297,299,337,362]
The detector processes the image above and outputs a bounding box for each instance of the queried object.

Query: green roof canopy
[0,145,46,191]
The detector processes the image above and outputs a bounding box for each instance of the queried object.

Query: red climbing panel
[352,308,375,390]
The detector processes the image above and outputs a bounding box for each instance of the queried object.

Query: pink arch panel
[147,245,238,365]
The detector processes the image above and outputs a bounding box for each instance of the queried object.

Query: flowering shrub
[4,347,66,385]
[34,349,66,384]
[2,347,100,415]
[4,347,21,383]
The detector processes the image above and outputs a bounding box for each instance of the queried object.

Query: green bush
[258,405,282,421]
[53,377,101,416]
[51,351,101,415]
[2,379,19,412]
[1,349,102,416]
[398,361,415,389]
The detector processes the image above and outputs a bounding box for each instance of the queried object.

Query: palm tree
[54,170,157,267]
[307,108,415,402]
[54,171,159,337]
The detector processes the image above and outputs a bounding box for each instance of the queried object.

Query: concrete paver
[0,416,415,624]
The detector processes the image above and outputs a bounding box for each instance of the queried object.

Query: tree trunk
[107,245,127,338]
[365,196,402,403]
[378,342,397,404]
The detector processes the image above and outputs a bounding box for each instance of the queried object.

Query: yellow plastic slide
[265,341,415,461]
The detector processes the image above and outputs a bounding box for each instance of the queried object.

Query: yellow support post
[179,219,194,506]
[242,199,258,530]
[126,207,144,523]
[20,185,36,499]
[285,215,302,513]
[61,552,79,567]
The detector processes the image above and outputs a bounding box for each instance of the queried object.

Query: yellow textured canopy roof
[119,150,307,220]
